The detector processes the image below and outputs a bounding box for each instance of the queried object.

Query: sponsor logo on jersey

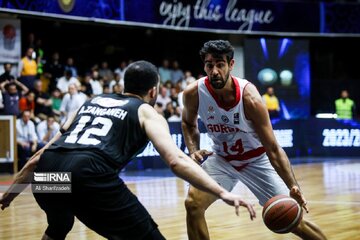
[207,124,241,133]
[234,113,239,124]
[208,106,214,113]
[91,97,129,108]
[221,115,229,123]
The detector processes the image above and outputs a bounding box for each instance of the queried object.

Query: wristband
[60,128,66,134]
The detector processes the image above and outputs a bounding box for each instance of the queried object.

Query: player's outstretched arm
[243,84,308,212]
[0,110,78,210]
[139,104,256,219]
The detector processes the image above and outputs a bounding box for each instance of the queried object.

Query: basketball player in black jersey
[0,61,256,240]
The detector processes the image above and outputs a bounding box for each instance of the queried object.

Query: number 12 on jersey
[65,116,113,145]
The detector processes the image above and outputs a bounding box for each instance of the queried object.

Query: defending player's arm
[139,104,256,219]
[181,82,212,163]
[0,110,78,210]
[243,84,308,212]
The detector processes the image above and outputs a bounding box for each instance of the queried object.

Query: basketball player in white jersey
[182,40,327,240]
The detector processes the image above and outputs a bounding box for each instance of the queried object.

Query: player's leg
[292,218,327,240]
[34,193,75,240]
[33,151,75,240]
[185,185,218,240]
[71,153,165,239]
[237,156,326,240]
[185,154,238,240]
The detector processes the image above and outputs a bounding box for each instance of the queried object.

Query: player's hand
[190,150,213,164]
[219,191,256,220]
[290,186,309,213]
[0,192,16,210]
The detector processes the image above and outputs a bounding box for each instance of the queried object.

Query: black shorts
[33,150,163,240]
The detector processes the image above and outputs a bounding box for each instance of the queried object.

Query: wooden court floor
[0,158,359,240]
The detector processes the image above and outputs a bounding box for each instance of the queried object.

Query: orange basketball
[262,195,303,234]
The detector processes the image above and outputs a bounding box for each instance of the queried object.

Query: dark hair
[124,60,159,96]
[199,40,234,63]
[64,69,72,77]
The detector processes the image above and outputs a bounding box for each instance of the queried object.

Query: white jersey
[197,76,266,169]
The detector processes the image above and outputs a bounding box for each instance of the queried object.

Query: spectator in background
[44,52,64,93]
[182,70,196,90]
[34,38,45,76]
[167,106,182,122]
[19,91,36,119]
[16,109,38,169]
[169,87,179,107]
[33,80,53,120]
[154,102,164,116]
[335,89,356,119]
[114,60,127,80]
[81,73,94,98]
[158,59,172,84]
[64,57,78,78]
[0,63,16,84]
[0,80,28,116]
[18,47,37,90]
[90,74,103,96]
[178,76,196,111]
[109,73,124,93]
[171,60,184,85]
[60,83,87,124]
[98,61,114,83]
[56,70,81,94]
[36,114,60,148]
[156,85,171,111]
[102,84,111,94]
[262,86,281,119]
[112,83,123,94]
[26,34,46,77]
[50,88,62,119]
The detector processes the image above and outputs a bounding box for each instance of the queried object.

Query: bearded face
[204,54,233,90]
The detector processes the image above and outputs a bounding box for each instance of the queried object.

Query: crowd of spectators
[0,34,199,169]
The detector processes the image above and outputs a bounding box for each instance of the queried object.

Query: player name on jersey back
[78,105,128,120]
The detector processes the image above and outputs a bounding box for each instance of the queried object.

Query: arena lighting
[315,113,338,119]
[257,68,277,85]
[260,38,269,60]
[278,38,291,58]
[279,69,293,86]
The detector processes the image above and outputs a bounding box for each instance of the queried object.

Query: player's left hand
[290,186,309,213]
[0,192,15,210]
[219,191,256,220]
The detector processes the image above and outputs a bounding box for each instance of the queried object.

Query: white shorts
[201,154,288,206]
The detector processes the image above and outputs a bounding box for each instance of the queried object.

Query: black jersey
[49,94,149,169]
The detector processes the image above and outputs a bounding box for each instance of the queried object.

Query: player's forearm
[170,151,225,197]
[268,147,299,190]
[181,121,200,154]
[3,154,39,203]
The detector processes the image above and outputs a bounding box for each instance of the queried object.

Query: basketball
[262,195,303,234]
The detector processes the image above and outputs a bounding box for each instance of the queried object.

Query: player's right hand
[219,191,256,220]
[290,186,309,213]
[190,150,213,164]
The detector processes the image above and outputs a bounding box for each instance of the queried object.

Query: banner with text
[1,0,360,35]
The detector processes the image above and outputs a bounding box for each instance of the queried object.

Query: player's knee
[184,195,205,215]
